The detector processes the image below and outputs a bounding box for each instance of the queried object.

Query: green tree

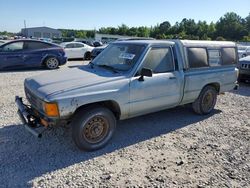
[137,26,150,37]
[159,21,171,35]
[117,24,129,35]
[216,12,245,40]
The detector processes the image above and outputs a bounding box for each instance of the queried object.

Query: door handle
[169,76,176,79]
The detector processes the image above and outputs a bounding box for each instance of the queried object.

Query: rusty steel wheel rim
[83,116,109,144]
[202,91,214,112]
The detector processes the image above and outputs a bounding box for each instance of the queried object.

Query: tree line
[1,12,249,41]
[97,12,250,41]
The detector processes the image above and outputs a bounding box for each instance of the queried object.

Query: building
[21,27,62,38]
[95,33,133,43]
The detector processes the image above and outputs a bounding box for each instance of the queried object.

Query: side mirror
[139,68,153,81]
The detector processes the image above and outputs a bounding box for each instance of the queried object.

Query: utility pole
[24,20,27,38]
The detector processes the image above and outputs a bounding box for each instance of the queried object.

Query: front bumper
[15,96,50,137]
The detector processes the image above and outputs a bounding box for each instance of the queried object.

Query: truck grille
[241,63,250,69]
[25,86,43,111]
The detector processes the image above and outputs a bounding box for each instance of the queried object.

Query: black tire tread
[192,85,217,115]
[71,105,116,151]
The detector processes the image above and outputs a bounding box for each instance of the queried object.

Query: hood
[239,56,250,62]
[25,66,124,99]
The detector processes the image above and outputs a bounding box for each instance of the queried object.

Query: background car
[238,56,250,82]
[60,42,93,60]
[91,44,108,59]
[238,45,250,58]
[0,40,7,46]
[0,39,67,70]
[93,41,103,47]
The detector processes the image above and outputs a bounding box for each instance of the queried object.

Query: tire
[84,52,91,60]
[192,86,217,115]
[45,57,59,69]
[72,106,116,151]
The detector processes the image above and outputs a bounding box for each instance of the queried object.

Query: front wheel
[45,57,59,69]
[192,86,217,115]
[72,106,116,151]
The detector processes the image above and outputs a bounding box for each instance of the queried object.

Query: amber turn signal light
[44,102,59,117]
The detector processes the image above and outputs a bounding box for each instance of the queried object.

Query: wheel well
[84,51,91,56]
[74,100,121,120]
[205,83,220,93]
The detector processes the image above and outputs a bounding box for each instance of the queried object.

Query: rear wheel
[72,106,116,151]
[192,86,217,115]
[84,51,91,60]
[45,57,59,69]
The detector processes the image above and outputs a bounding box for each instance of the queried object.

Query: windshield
[92,43,146,72]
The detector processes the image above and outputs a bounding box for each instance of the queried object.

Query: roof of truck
[113,39,236,47]
[178,40,236,47]
[113,40,175,45]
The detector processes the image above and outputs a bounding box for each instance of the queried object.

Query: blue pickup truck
[16,39,239,151]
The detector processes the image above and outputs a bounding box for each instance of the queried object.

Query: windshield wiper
[97,64,119,73]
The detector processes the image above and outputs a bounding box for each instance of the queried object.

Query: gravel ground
[0,61,249,187]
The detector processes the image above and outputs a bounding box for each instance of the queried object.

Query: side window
[2,42,24,52]
[208,49,222,66]
[75,43,84,48]
[65,43,75,48]
[221,47,236,65]
[187,48,208,68]
[26,42,51,50]
[142,47,174,74]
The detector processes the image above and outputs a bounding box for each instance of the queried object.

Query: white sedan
[238,46,250,58]
[61,42,94,60]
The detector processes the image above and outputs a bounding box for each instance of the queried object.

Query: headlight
[43,102,60,117]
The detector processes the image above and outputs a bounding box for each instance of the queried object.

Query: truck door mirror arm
[138,68,153,81]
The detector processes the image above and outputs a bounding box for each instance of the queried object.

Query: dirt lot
[0,61,249,187]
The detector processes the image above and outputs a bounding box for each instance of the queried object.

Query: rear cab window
[187,46,237,69]
[208,49,221,66]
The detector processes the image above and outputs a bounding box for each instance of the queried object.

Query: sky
[0,0,249,33]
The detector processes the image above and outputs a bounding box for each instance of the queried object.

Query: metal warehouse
[21,26,62,38]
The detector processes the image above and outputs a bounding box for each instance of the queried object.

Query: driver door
[129,46,183,117]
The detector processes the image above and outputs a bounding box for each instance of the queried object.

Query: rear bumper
[59,56,67,65]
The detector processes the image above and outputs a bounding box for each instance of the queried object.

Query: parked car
[93,41,103,47]
[60,42,93,60]
[16,40,238,151]
[91,45,108,59]
[0,40,6,45]
[238,56,250,82]
[74,39,94,47]
[0,39,67,70]
[238,45,250,58]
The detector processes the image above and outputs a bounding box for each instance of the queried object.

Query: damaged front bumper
[15,96,54,138]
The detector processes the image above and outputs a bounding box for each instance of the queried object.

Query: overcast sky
[0,0,249,32]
